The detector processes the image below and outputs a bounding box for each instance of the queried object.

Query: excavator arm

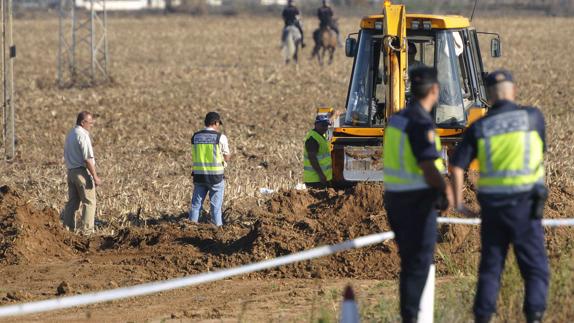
[382,0,408,119]
[329,1,494,184]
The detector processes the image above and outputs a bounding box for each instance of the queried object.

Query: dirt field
[1,13,574,322]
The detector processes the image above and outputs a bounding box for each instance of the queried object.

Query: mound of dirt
[0,184,399,280]
[0,185,81,265]
[1,183,573,283]
[86,184,399,280]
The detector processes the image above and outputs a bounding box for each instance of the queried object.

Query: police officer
[383,66,450,323]
[316,0,341,46]
[450,70,548,323]
[189,112,231,227]
[282,0,306,48]
[304,115,332,189]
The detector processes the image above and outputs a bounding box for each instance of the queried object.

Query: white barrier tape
[0,231,395,318]
[438,217,574,227]
[541,218,574,227]
[1,216,573,318]
[437,217,481,225]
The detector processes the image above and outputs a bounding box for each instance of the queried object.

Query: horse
[311,26,337,66]
[281,25,302,65]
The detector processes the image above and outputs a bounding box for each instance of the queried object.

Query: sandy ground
[4,279,398,323]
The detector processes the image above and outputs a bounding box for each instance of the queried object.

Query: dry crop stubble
[0,15,573,227]
[0,15,355,226]
[473,17,574,187]
[0,14,573,322]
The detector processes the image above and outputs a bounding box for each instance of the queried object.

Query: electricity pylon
[58,0,109,87]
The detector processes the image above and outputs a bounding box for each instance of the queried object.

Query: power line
[1,0,15,161]
[470,0,480,21]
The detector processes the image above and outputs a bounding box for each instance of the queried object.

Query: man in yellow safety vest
[450,70,548,323]
[303,115,332,189]
[383,66,450,323]
[189,112,231,226]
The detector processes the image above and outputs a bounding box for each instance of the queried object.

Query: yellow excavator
[321,0,501,184]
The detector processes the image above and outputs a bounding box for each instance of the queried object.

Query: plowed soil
[1,181,574,321]
[0,184,399,281]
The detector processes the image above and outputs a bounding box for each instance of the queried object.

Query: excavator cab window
[468,29,487,102]
[434,30,467,128]
[345,28,476,129]
[406,37,435,94]
[344,30,383,127]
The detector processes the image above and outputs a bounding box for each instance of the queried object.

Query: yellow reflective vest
[303,130,333,183]
[476,109,544,193]
[383,114,445,192]
[192,130,224,184]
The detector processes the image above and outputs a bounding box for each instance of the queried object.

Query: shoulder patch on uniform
[426,130,436,144]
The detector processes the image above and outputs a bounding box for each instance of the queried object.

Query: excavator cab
[329,2,501,183]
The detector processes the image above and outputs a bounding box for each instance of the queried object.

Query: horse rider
[317,0,341,46]
[450,70,549,323]
[383,66,451,323]
[282,0,306,48]
[304,115,332,189]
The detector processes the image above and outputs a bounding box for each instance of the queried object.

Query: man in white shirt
[62,111,102,235]
[189,112,231,226]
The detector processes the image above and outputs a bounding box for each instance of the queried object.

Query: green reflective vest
[192,130,224,184]
[383,115,445,192]
[303,130,333,183]
[476,109,544,193]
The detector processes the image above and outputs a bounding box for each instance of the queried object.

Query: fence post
[418,264,435,323]
[340,285,360,323]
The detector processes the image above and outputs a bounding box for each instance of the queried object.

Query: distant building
[73,0,166,10]
[260,0,287,5]
[72,0,224,11]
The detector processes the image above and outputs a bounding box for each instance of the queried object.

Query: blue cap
[315,115,331,124]
[485,69,514,87]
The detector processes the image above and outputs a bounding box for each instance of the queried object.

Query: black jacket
[317,6,334,25]
[282,5,300,26]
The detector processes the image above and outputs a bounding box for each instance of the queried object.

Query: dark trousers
[474,197,549,317]
[385,190,437,321]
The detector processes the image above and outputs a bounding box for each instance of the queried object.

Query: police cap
[315,114,331,125]
[485,69,514,87]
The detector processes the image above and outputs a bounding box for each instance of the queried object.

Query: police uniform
[282,3,305,44]
[383,100,445,322]
[451,71,549,321]
[317,5,338,33]
[303,116,333,189]
[189,113,227,226]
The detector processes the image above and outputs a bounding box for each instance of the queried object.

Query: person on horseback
[282,0,306,48]
[317,0,341,47]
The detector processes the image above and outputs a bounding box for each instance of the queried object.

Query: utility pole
[1,0,15,161]
[58,0,109,87]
